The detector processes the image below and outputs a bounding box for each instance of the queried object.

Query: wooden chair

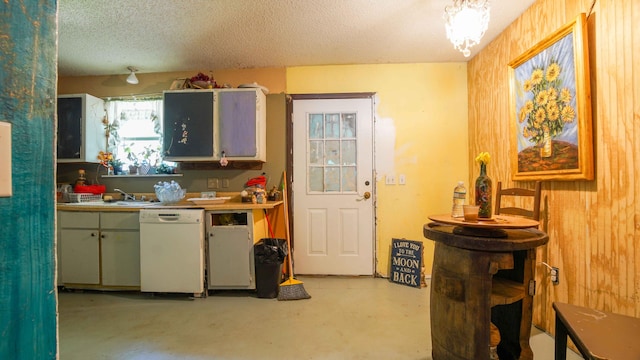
[494,181,542,222]
[491,181,542,359]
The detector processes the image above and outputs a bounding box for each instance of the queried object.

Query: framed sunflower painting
[508,13,593,181]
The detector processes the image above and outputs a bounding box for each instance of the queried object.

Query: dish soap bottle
[451,181,466,218]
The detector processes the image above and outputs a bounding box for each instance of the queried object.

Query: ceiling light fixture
[126,66,139,85]
[444,0,490,57]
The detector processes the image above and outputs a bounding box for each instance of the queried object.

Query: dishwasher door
[139,209,204,294]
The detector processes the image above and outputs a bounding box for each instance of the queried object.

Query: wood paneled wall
[468,0,640,333]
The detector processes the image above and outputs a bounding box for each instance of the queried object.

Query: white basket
[68,193,103,203]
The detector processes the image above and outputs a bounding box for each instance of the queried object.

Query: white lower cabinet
[207,211,256,290]
[59,212,100,285]
[59,228,101,285]
[58,211,140,288]
[101,230,140,286]
[100,212,140,287]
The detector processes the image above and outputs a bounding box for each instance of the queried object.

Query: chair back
[494,181,542,221]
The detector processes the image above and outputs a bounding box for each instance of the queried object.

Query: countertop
[57,192,283,212]
[57,201,283,212]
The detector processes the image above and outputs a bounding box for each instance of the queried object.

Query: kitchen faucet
[114,188,136,201]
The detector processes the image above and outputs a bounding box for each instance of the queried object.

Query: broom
[277,171,311,301]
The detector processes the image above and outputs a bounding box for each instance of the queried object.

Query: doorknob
[357,192,371,201]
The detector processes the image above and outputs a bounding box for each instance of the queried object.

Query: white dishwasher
[139,209,205,295]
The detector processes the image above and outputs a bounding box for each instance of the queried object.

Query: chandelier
[444,0,491,57]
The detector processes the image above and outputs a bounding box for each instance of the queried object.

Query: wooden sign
[390,238,424,288]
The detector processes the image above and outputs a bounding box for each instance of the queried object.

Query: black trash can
[254,238,288,298]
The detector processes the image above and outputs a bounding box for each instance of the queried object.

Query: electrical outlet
[385,174,396,185]
[207,178,219,189]
[551,267,559,285]
[528,280,536,296]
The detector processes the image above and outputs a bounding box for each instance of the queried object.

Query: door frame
[286,93,377,274]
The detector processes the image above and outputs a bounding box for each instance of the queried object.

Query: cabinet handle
[91,232,97,237]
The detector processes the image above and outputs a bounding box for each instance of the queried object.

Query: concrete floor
[58,276,581,359]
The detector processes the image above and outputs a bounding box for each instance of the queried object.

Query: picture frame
[169,79,188,90]
[508,13,593,181]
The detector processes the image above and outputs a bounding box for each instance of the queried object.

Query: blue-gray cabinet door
[218,90,258,157]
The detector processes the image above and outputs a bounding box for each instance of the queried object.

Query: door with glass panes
[292,96,374,275]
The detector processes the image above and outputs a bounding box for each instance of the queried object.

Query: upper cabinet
[162,88,266,162]
[57,93,105,163]
[162,90,216,160]
[217,89,266,161]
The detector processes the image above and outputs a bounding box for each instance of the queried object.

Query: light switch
[0,122,11,197]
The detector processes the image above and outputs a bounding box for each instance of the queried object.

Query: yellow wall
[287,63,469,276]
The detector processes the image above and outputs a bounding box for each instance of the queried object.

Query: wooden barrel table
[424,215,548,360]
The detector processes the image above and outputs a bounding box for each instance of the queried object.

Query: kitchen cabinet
[162,88,266,162]
[57,204,276,293]
[57,93,105,163]
[58,212,100,285]
[100,212,140,287]
[206,211,256,290]
[58,211,140,289]
[162,90,215,160]
[217,89,266,161]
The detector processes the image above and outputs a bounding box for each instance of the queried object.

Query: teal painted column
[0,0,57,358]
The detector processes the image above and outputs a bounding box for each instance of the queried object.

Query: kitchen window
[105,98,170,169]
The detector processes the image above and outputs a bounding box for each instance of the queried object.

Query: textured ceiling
[57,0,536,77]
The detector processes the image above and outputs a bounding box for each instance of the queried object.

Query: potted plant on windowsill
[156,162,176,174]
[125,146,140,175]
[139,145,161,175]
[109,158,124,175]
[128,160,140,175]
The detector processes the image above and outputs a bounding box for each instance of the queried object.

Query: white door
[292,97,374,275]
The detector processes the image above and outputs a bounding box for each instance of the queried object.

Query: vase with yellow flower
[97,150,113,175]
[474,152,492,219]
